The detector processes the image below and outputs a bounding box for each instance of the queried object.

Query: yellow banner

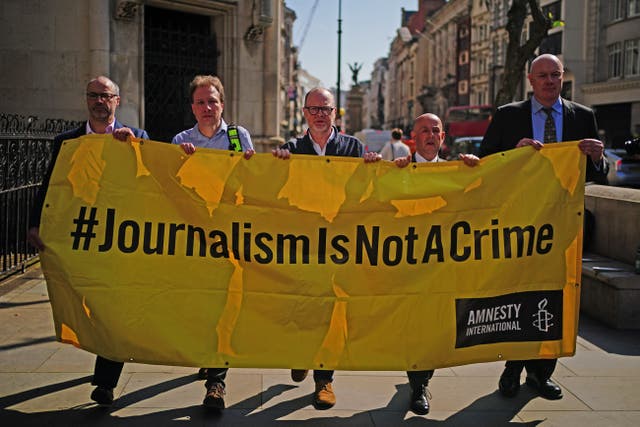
[40,135,585,370]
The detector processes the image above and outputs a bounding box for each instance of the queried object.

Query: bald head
[304,87,334,106]
[530,54,563,74]
[412,113,445,161]
[528,54,564,107]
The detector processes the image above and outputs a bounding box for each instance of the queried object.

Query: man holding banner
[481,54,608,400]
[27,76,149,406]
[273,87,381,409]
[172,74,254,411]
[395,112,479,414]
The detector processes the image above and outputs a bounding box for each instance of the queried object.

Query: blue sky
[285,0,418,88]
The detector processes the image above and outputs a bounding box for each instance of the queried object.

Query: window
[479,24,486,41]
[608,42,623,78]
[478,91,485,105]
[459,50,469,65]
[458,80,469,95]
[543,1,562,22]
[630,0,640,16]
[610,0,626,21]
[625,39,640,76]
[539,32,562,55]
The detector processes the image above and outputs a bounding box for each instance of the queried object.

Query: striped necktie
[542,107,557,143]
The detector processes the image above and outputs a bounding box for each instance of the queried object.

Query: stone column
[346,86,364,135]
[88,0,110,78]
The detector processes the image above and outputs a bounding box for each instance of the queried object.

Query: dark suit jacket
[480,98,607,184]
[29,120,149,228]
[280,126,364,158]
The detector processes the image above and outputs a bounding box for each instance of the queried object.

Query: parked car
[447,136,483,159]
[605,146,640,188]
[354,129,392,153]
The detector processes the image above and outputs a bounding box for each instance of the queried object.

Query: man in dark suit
[27,76,148,406]
[394,112,478,414]
[480,54,608,401]
[272,87,382,410]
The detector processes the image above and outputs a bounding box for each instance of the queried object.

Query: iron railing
[0,113,81,280]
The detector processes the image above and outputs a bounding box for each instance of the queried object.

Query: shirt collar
[532,96,562,115]
[86,119,116,134]
[308,127,336,155]
[415,152,439,163]
[194,118,228,139]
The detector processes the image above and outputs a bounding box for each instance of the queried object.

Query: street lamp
[336,0,342,129]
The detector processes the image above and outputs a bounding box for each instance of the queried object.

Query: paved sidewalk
[1,267,639,426]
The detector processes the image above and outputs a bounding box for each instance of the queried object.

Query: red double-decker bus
[445,105,493,139]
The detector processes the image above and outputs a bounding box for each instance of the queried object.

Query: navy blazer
[481,98,607,184]
[29,120,149,228]
[280,126,364,158]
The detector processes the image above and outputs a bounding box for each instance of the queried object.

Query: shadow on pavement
[0,374,544,426]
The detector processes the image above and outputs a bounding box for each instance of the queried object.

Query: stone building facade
[0,0,294,151]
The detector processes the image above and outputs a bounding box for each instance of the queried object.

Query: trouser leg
[503,360,525,376]
[525,358,557,380]
[407,370,434,389]
[313,370,334,382]
[205,368,228,388]
[91,356,124,389]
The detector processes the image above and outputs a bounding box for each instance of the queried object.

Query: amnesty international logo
[533,299,554,332]
[455,291,563,348]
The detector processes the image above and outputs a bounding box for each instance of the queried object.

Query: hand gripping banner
[39,135,586,370]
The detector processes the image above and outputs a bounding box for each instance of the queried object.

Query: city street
[1,267,639,426]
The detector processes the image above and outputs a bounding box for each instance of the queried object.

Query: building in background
[358,0,638,146]
[582,0,640,147]
[0,0,293,151]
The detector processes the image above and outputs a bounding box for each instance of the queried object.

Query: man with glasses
[481,54,608,401]
[27,75,148,406]
[273,87,380,409]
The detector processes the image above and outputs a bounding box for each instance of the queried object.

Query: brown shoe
[291,369,309,382]
[203,382,225,410]
[313,380,336,409]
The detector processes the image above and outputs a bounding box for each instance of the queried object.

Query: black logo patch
[455,290,563,348]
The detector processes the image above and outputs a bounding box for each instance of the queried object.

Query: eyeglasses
[304,106,335,116]
[86,92,119,101]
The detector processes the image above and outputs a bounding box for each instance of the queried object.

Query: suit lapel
[561,98,574,141]
[523,99,534,139]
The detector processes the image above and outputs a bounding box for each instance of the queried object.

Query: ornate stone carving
[115,1,139,21]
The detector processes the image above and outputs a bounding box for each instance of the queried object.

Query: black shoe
[90,386,114,406]
[203,382,226,410]
[197,368,208,380]
[526,374,563,400]
[291,369,309,382]
[498,369,520,398]
[410,384,430,415]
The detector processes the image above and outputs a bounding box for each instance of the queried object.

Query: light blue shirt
[171,118,254,151]
[531,97,563,143]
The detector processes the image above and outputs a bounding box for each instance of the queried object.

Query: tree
[493,0,552,108]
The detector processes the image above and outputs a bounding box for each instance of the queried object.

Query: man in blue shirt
[481,54,608,401]
[172,75,253,411]
[172,75,254,157]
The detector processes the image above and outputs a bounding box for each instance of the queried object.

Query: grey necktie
[542,107,557,144]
